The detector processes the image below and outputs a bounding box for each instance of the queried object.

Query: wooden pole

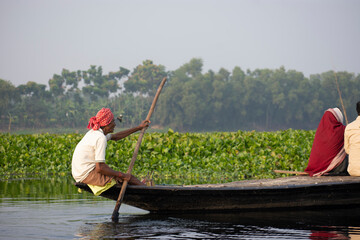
[273,170,309,175]
[111,77,167,222]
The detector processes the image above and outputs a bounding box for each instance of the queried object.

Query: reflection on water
[1,176,360,239]
[75,212,360,239]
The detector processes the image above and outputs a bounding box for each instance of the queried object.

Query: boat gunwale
[75,176,360,193]
[125,176,360,191]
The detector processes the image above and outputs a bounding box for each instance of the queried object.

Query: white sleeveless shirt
[71,129,111,182]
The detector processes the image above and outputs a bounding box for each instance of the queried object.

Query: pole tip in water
[111,211,119,223]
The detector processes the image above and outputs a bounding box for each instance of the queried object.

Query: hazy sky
[1,0,359,86]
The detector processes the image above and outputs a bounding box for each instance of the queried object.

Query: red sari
[305,108,346,176]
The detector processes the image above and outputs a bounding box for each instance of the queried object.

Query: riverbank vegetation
[0,129,314,184]
[1,58,359,133]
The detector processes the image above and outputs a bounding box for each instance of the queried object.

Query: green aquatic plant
[0,129,315,184]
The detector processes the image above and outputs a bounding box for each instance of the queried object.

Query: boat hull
[75,176,360,213]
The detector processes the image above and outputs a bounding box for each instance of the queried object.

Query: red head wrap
[87,108,114,130]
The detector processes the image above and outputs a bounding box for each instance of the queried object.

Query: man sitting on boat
[345,101,360,176]
[305,108,349,176]
[72,108,148,196]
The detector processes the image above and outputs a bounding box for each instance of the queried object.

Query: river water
[1,176,360,239]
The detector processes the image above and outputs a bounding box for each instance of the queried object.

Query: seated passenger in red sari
[305,108,349,176]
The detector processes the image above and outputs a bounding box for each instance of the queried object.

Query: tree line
[1,58,359,132]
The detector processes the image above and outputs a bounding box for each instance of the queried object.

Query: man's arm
[95,162,131,181]
[95,162,144,185]
[110,120,150,141]
[110,126,142,141]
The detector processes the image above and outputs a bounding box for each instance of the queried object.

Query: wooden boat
[75,176,360,213]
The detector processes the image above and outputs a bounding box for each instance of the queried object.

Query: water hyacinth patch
[0,129,315,184]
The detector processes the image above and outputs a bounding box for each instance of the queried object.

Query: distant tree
[179,58,203,78]
[15,81,51,128]
[82,65,129,100]
[3,59,360,132]
[227,66,247,128]
[124,60,167,96]
[317,71,360,123]
[106,67,130,95]
[210,69,228,127]
[154,59,208,130]
[17,81,49,98]
[49,74,65,97]
[0,79,18,128]
[242,69,268,129]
